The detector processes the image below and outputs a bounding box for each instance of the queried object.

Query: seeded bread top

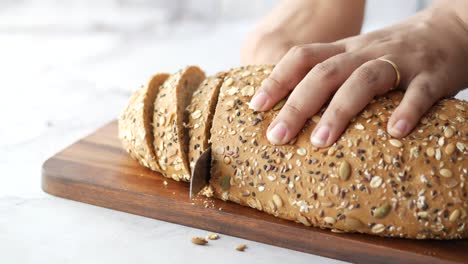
[118,73,169,171]
[209,65,467,239]
[187,72,225,171]
[153,66,206,182]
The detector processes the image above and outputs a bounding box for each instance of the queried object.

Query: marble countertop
[1,1,466,263]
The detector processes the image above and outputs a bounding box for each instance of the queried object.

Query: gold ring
[377,58,401,89]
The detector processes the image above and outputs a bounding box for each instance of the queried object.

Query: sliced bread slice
[186,72,225,171]
[153,66,206,181]
[118,73,169,171]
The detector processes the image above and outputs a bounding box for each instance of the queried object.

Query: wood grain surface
[42,121,468,264]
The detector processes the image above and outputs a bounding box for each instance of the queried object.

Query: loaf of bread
[118,73,169,171]
[186,72,225,171]
[209,65,467,239]
[152,66,205,182]
[118,65,467,239]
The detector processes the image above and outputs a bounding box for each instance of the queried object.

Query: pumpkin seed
[374,204,392,219]
[440,168,453,178]
[297,215,311,226]
[370,176,383,188]
[361,110,373,119]
[445,143,455,155]
[273,98,287,111]
[224,77,234,86]
[207,233,219,240]
[241,85,255,97]
[339,161,351,181]
[312,115,321,123]
[272,194,283,208]
[449,209,461,222]
[236,244,247,251]
[438,114,448,121]
[191,109,202,119]
[389,139,403,148]
[444,127,454,138]
[215,146,225,155]
[344,217,364,229]
[426,147,435,157]
[296,148,307,156]
[371,224,386,233]
[417,211,429,218]
[191,237,208,245]
[221,176,231,190]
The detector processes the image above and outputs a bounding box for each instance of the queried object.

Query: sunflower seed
[389,139,403,148]
[339,161,351,181]
[236,244,247,251]
[449,209,461,222]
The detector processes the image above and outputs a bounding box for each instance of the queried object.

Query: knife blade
[189,146,212,199]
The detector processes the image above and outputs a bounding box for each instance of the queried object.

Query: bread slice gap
[118,73,170,171]
[153,66,206,182]
[186,72,226,171]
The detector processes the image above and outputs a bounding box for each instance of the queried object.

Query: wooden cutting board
[42,121,467,264]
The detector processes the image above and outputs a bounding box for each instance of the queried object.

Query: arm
[241,0,366,65]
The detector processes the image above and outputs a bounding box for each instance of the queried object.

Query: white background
[0,1,466,263]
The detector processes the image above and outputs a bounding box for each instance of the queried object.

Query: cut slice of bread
[186,72,225,171]
[153,66,206,181]
[118,73,169,171]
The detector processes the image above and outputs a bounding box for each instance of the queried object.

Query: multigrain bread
[209,65,468,239]
[118,73,169,171]
[153,66,206,181]
[186,72,225,171]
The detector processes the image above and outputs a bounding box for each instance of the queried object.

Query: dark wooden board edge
[41,121,467,264]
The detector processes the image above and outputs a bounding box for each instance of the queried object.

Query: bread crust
[209,65,468,239]
[118,73,169,171]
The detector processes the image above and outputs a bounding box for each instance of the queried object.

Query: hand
[249,6,468,147]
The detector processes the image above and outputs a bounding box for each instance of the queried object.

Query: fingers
[310,58,400,147]
[266,52,367,145]
[387,74,443,138]
[249,43,345,111]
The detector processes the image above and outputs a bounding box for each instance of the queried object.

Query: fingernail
[389,119,408,137]
[249,91,268,111]
[267,122,288,145]
[311,125,330,147]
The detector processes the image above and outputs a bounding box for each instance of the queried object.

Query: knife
[189,147,212,199]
